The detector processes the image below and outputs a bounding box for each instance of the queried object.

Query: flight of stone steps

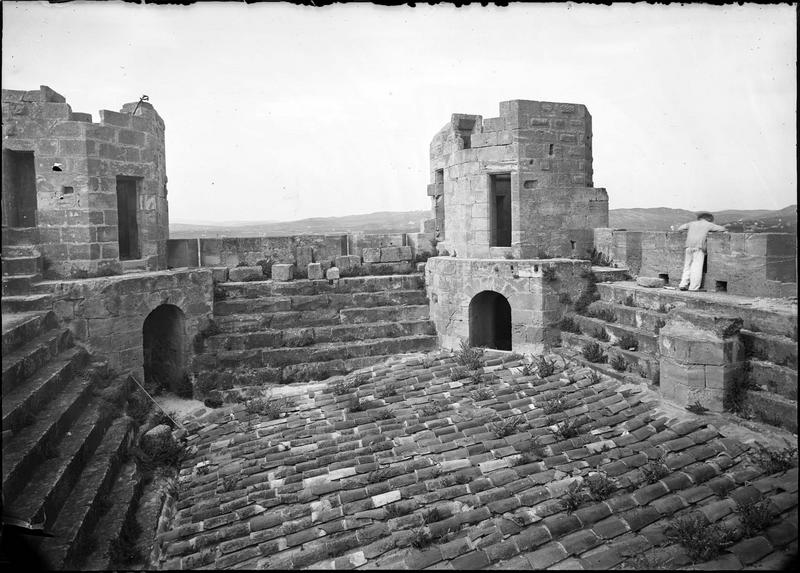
[1,227,54,313]
[557,280,797,432]
[1,309,141,570]
[192,273,438,388]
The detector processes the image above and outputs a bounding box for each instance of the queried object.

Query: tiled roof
[154,352,798,570]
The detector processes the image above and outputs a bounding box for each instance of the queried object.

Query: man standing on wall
[677,212,728,291]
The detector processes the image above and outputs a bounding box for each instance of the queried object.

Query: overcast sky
[3,2,796,223]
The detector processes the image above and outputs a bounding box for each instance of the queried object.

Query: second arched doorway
[469,290,512,350]
[143,304,186,394]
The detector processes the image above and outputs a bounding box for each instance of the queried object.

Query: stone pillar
[658,309,744,412]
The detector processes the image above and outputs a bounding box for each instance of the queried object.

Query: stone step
[32,416,135,570]
[3,374,126,531]
[572,314,659,355]
[78,461,143,570]
[216,303,431,334]
[554,346,654,388]
[218,273,425,299]
[597,282,797,337]
[1,360,96,504]
[591,266,630,282]
[0,293,54,314]
[2,254,43,276]
[741,329,797,370]
[560,331,660,381]
[749,360,797,402]
[2,273,42,295]
[1,226,40,245]
[206,319,436,352]
[746,389,798,433]
[217,334,440,370]
[588,300,668,334]
[2,347,88,432]
[1,326,73,396]
[1,310,58,355]
[213,288,429,317]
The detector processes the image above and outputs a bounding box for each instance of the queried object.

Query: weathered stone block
[335,255,361,271]
[228,266,263,282]
[660,357,706,389]
[397,246,413,261]
[636,277,665,288]
[380,247,402,263]
[272,264,294,282]
[307,263,324,280]
[326,267,340,280]
[211,267,229,283]
[704,362,744,390]
[363,248,381,263]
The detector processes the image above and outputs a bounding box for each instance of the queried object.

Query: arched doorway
[143,304,186,394]
[469,291,512,350]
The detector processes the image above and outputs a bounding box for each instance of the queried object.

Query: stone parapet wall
[166,232,437,271]
[592,229,796,298]
[2,86,168,278]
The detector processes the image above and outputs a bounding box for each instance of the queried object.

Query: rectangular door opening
[490,173,511,247]
[116,176,140,260]
[2,149,38,228]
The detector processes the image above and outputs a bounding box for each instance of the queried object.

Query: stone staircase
[1,309,141,569]
[557,280,797,432]
[193,273,438,387]
[1,227,54,313]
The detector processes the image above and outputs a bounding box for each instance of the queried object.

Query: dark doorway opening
[469,290,512,351]
[490,174,511,247]
[1,149,38,228]
[143,304,186,394]
[116,176,140,260]
[658,273,669,285]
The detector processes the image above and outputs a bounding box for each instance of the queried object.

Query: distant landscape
[169,205,796,239]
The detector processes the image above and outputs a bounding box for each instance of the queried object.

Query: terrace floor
[152,351,798,570]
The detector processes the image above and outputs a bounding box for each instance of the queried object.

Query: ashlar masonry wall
[593,228,797,298]
[2,86,168,278]
[428,100,608,260]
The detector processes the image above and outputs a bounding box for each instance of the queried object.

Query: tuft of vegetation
[562,481,585,513]
[384,503,413,519]
[665,515,736,563]
[737,499,776,538]
[610,354,628,372]
[173,373,194,399]
[470,386,495,402]
[750,443,797,474]
[582,341,607,364]
[574,271,599,315]
[654,318,667,334]
[542,266,558,283]
[349,396,371,413]
[490,415,525,438]
[686,401,709,415]
[539,392,567,415]
[624,295,636,307]
[592,328,610,342]
[558,292,572,305]
[245,394,297,418]
[469,370,484,386]
[421,402,449,417]
[587,248,614,267]
[586,472,616,500]
[410,527,434,549]
[587,370,603,384]
[449,365,469,381]
[559,315,582,334]
[641,454,670,484]
[219,474,240,493]
[553,418,582,440]
[535,355,560,378]
[372,409,395,421]
[332,380,356,396]
[455,340,484,370]
[615,333,639,351]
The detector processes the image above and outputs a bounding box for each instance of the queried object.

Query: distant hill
[169,205,796,238]
[169,210,430,238]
